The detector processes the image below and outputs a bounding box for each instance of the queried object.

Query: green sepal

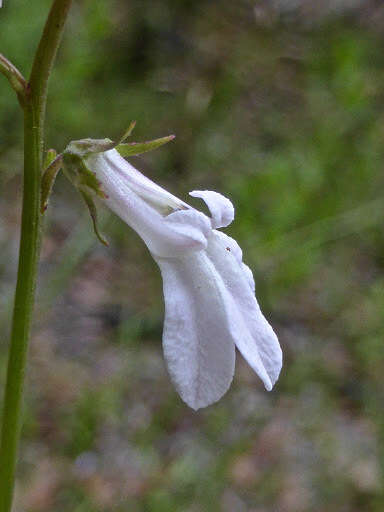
[43,148,57,169]
[65,138,115,157]
[119,121,136,143]
[79,187,109,246]
[62,152,107,199]
[64,121,136,157]
[79,163,107,199]
[116,134,175,157]
[64,122,171,161]
[62,150,109,246]
[41,154,63,214]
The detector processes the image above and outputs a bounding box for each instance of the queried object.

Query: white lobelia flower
[82,148,282,410]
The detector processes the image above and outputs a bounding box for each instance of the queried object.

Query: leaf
[116,134,175,157]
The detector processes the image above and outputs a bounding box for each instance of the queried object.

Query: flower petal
[156,251,236,410]
[206,231,282,389]
[100,149,189,214]
[242,263,256,293]
[164,209,212,251]
[87,151,211,257]
[190,190,234,229]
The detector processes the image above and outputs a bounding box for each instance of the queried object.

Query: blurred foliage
[1,0,384,511]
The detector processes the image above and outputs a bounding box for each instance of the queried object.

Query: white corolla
[83,148,282,409]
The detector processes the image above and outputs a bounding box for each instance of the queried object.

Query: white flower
[85,148,282,409]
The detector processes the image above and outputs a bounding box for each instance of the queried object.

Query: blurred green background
[1,0,384,510]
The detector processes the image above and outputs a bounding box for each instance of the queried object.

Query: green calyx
[62,152,107,199]
[41,122,175,246]
[65,138,116,158]
[65,121,175,159]
[116,134,175,157]
[61,151,109,246]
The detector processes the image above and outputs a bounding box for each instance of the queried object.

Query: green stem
[0,2,72,511]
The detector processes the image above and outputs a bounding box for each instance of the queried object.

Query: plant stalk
[0,1,72,511]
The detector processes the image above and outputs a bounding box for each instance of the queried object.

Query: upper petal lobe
[190,190,234,229]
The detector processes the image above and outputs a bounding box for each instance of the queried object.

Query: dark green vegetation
[1,0,384,510]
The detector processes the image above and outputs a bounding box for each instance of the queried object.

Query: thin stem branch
[0,53,27,106]
[0,2,72,511]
